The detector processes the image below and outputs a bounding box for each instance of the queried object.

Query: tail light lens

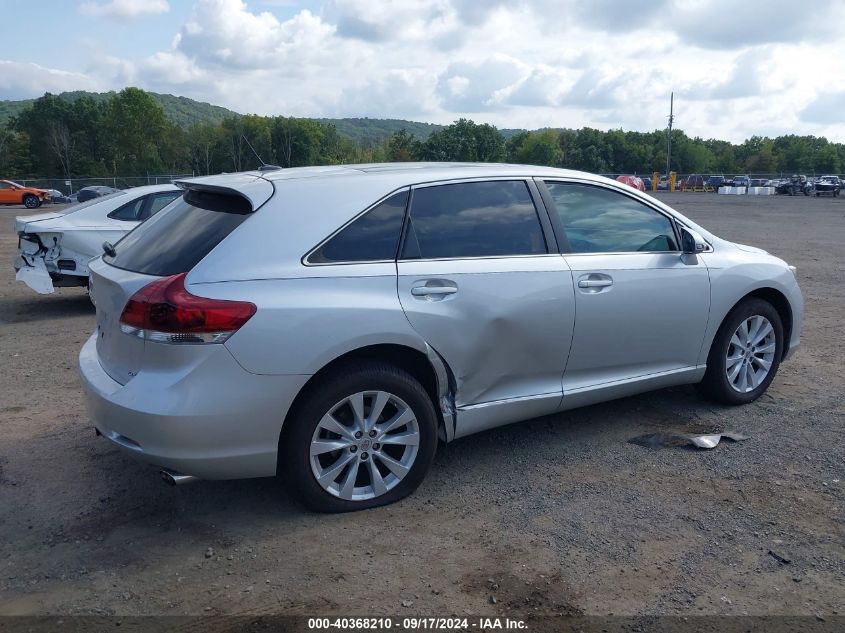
[119,273,256,344]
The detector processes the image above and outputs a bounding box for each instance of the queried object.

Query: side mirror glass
[681,227,707,254]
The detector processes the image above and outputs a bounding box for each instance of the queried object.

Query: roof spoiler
[173,173,275,212]
[174,182,254,214]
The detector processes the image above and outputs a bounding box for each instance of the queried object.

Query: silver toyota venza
[80,163,803,512]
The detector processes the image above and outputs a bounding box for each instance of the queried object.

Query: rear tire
[698,298,784,405]
[23,194,40,209]
[281,362,438,513]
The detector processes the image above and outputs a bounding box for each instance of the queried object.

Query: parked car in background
[641,176,652,190]
[684,174,706,190]
[616,174,646,191]
[79,163,803,512]
[15,184,182,294]
[657,177,669,190]
[46,189,74,204]
[732,175,751,188]
[0,180,51,208]
[76,185,121,203]
[705,175,726,191]
[814,176,840,197]
[775,175,813,196]
[749,179,767,187]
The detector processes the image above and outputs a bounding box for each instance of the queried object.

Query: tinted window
[403,181,546,259]
[309,190,408,263]
[545,182,678,253]
[109,196,145,221]
[105,193,250,276]
[145,191,182,219]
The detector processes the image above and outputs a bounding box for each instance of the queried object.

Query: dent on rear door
[397,256,575,407]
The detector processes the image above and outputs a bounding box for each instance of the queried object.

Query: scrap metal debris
[628,431,749,450]
[15,258,54,294]
[768,550,791,565]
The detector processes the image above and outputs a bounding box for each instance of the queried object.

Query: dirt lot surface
[0,193,843,621]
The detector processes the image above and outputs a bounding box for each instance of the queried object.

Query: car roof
[180,162,615,212]
[255,162,591,183]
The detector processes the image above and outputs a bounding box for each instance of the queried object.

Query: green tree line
[2,88,844,180]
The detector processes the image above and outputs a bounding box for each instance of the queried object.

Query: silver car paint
[397,255,575,408]
[80,163,803,480]
[80,332,309,479]
[698,237,803,361]
[215,270,430,375]
[561,251,711,391]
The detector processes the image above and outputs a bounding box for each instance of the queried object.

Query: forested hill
[315,118,444,144]
[0,92,452,143]
[0,91,239,128]
[3,88,843,180]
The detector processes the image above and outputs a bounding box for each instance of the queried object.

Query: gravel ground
[0,192,842,620]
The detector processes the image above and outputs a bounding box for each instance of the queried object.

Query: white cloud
[338,70,437,118]
[667,0,844,49]
[436,56,526,111]
[79,0,170,18]
[0,61,102,99]
[177,0,337,70]
[6,0,845,142]
[801,92,845,125]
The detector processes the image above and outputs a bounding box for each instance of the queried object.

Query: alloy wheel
[726,315,776,393]
[309,391,420,501]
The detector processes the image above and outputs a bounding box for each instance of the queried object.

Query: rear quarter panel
[190,265,427,376]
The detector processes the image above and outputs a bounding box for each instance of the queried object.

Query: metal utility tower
[666,92,674,177]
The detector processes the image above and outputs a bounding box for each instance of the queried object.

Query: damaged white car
[15,184,182,294]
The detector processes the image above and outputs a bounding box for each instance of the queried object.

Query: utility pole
[666,92,674,177]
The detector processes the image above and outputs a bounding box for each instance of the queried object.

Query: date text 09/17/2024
[307,617,528,630]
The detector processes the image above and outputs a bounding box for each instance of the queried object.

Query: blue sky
[2,0,844,142]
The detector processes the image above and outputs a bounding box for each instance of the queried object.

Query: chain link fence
[15,174,195,195]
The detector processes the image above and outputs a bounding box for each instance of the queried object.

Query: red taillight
[119,273,255,344]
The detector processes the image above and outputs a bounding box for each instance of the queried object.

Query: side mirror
[681,227,707,254]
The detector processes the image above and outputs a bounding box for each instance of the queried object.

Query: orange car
[0,180,50,208]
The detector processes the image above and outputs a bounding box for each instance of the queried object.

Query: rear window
[104,190,251,276]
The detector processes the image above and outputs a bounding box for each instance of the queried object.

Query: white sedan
[14,184,182,294]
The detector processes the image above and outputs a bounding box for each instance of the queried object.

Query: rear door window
[402,180,546,259]
[105,190,251,276]
[308,190,408,264]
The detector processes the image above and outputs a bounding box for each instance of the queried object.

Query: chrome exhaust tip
[160,469,200,486]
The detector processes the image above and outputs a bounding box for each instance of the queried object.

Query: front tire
[281,362,438,512]
[698,298,784,405]
[23,194,40,209]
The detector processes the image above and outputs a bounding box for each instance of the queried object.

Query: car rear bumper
[78,332,310,480]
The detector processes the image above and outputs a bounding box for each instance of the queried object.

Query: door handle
[578,278,613,288]
[411,285,458,296]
